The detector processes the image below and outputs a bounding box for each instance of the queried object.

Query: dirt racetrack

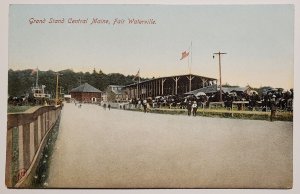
[47,103,293,188]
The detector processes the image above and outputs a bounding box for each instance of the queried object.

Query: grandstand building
[124,74,217,99]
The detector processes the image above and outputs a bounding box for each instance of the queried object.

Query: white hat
[272,95,276,98]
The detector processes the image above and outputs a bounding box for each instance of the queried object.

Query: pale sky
[9,4,294,89]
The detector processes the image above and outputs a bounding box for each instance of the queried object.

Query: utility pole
[135,69,140,99]
[59,86,63,99]
[55,73,63,105]
[36,67,39,87]
[213,51,227,102]
[136,77,140,99]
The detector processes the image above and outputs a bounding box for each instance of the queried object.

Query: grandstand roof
[125,74,216,87]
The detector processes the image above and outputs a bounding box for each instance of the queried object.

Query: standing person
[108,104,111,110]
[134,99,137,108]
[103,103,106,110]
[192,101,198,116]
[146,101,150,113]
[142,99,147,113]
[270,95,277,122]
[187,101,192,116]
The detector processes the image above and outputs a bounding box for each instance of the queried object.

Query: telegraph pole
[59,86,63,100]
[55,73,63,105]
[213,51,227,102]
[36,67,39,87]
[136,76,140,99]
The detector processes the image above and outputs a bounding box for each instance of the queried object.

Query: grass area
[11,127,19,186]
[7,105,33,113]
[128,107,293,122]
[30,116,61,188]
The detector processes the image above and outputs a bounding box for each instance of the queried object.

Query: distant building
[70,83,102,103]
[105,85,128,102]
[185,84,218,95]
[220,86,252,95]
[101,93,107,102]
[64,94,72,103]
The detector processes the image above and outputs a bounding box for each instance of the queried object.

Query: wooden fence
[5,105,62,188]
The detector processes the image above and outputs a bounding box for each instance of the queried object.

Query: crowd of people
[127,88,294,117]
[7,95,56,106]
[130,89,294,111]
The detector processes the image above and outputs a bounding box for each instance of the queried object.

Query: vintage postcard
[5,3,294,189]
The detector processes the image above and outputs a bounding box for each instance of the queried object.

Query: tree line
[8,68,284,98]
[8,69,146,97]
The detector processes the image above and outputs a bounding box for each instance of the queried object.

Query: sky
[9,4,294,89]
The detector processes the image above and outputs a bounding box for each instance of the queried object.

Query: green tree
[8,69,144,97]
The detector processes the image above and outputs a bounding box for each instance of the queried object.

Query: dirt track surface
[47,103,292,188]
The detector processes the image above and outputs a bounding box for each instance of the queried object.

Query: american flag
[180,51,189,60]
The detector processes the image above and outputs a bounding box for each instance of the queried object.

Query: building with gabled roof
[185,84,218,95]
[221,86,250,94]
[105,85,128,102]
[70,83,102,103]
[185,85,252,96]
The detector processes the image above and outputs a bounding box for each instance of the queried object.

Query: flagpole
[136,79,138,99]
[138,75,140,99]
[188,53,190,74]
[190,41,192,74]
[36,67,39,87]
[136,69,140,99]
